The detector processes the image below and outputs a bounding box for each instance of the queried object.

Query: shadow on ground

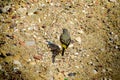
[47,41,60,63]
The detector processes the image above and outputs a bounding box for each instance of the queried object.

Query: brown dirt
[0,0,120,80]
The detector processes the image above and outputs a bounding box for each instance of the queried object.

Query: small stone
[70,55,75,59]
[27,59,32,62]
[33,54,42,60]
[75,66,79,68]
[78,30,84,34]
[107,67,112,72]
[25,41,35,46]
[30,61,36,66]
[2,5,11,13]
[114,35,118,40]
[68,72,76,76]
[82,10,86,14]
[108,0,116,2]
[75,37,81,44]
[69,44,74,48]
[80,65,84,68]
[115,45,118,49]
[102,69,106,73]
[89,61,93,65]
[13,60,22,67]
[100,48,105,52]
[109,32,114,35]
[13,67,20,72]
[93,69,98,74]
[17,8,27,16]
[75,52,79,55]
[86,54,90,57]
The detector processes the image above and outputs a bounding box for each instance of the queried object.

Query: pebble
[13,67,20,71]
[109,32,114,35]
[13,60,22,67]
[82,9,87,14]
[30,61,36,66]
[75,52,79,55]
[93,69,98,74]
[68,72,76,76]
[1,5,11,13]
[108,0,116,2]
[69,44,74,48]
[114,35,118,40]
[78,30,84,34]
[17,8,27,16]
[70,55,75,59]
[86,54,90,57]
[100,48,105,52]
[25,41,35,46]
[106,67,112,72]
[75,37,81,44]
[28,26,34,30]
[115,45,118,49]
[80,65,84,68]
[33,54,42,60]
[88,61,94,65]
[75,66,79,68]
[28,59,32,62]
[102,69,106,73]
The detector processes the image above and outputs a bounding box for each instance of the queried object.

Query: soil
[0,0,120,80]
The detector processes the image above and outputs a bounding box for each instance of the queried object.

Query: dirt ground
[0,0,120,80]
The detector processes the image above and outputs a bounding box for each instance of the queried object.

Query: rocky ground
[0,0,120,80]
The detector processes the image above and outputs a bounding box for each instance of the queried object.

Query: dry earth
[0,0,120,80]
